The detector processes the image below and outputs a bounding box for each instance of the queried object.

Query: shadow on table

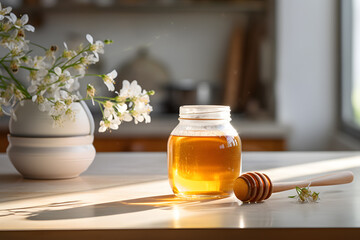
[0,173,25,183]
[26,194,223,221]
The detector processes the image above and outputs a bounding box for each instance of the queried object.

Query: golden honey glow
[168,135,241,198]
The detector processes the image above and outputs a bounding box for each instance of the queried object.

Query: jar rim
[179,105,231,120]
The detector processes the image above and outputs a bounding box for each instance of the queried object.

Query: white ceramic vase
[6,100,96,179]
[7,135,96,179]
[9,100,94,137]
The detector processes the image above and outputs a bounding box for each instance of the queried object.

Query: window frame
[340,0,360,140]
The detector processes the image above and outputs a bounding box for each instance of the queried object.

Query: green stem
[30,42,48,51]
[0,75,12,82]
[49,59,65,72]
[0,63,31,98]
[85,73,101,77]
[0,53,10,64]
[61,45,90,70]
[77,96,115,102]
[62,60,82,70]
[0,33,10,38]
[97,100,104,116]
[51,56,63,69]
[20,66,39,71]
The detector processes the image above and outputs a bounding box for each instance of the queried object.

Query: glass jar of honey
[167,105,241,199]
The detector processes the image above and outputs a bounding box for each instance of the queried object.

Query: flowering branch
[0,3,154,132]
[288,185,320,203]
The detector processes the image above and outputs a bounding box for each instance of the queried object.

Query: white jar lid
[179,105,231,120]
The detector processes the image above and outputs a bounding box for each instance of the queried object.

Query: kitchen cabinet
[93,137,286,152]
[0,115,288,152]
[94,115,288,151]
[91,115,288,152]
[0,133,285,152]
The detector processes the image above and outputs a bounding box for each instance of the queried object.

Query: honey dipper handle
[272,171,354,193]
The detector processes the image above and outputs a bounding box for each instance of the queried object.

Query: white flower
[98,117,121,132]
[7,13,35,32]
[28,83,48,97]
[102,70,117,91]
[80,53,99,65]
[115,103,127,114]
[5,41,27,57]
[87,84,96,105]
[62,42,76,59]
[28,84,38,94]
[132,101,152,124]
[54,67,70,81]
[0,3,12,20]
[0,86,12,105]
[114,80,153,125]
[27,56,48,81]
[45,46,57,63]
[115,103,133,122]
[65,108,76,122]
[103,100,115,119]
[67,78,80,92]
[52,115,64,127]
[49,100,66,116]
[54,67,75,89]
[119,80,142,99]
[73,64,86,77]
[32,95,51,112]
[138,90,150,104]
[86,34,104,57]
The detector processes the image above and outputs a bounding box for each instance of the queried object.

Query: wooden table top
[1,152,360,239]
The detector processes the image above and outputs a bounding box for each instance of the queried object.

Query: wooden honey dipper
[233,171,354,203]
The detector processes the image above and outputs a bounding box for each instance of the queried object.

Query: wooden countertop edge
[0,228,358,240]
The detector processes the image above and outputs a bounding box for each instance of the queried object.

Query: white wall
[31,12,241,85]
[24,11,242,112]
[20,2,339,150]
[276,0,337,150]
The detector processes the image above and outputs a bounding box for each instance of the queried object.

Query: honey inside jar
[168,134,241,199]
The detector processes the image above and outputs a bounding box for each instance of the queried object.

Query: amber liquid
[168,135,241,199]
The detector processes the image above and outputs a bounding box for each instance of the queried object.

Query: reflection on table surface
[0,152,360,231]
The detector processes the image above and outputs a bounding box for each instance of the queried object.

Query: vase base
[21,174,80,180]
[7,135,96,180]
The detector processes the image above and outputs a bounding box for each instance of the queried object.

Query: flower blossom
[0,3,12,20]
[103,100,116,119]
[7,13,35,32]
[102,70,117,91]
[27,56,48,82]
[132,101,152,124]
[0,5,154,132]
[118,80,142,99]
[45,45,58,63]
[115,103,133,122]
[54,67,74,89]
[86,34,104,57]
[5,41,27,58]
[32,94,51,112]
[98,117,120,132]
[62,42,76,59]
[86,84,96,105]
[65,108,76,122]
[49,100,67,116]
[54,67,70,82]
[138,90,150,104]
[80,53,99,65]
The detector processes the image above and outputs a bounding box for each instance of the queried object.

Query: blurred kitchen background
[1,0,359,152]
